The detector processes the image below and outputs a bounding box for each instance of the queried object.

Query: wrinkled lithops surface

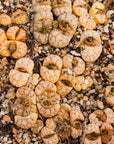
[0,0,114,144]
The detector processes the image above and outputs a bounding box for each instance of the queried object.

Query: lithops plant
[31,119,44,133]
[73,0,88,17]
[56,71,75,97]
[105,86,114,107]
[41,127,59,144]
[74,76,93,91]
[0,26,27,59]
[0,14,11,25]
[63,54,85,76]
[84,124,101,144]
[52,0,72,17]
[14,87,38,129]
[100,123,113,144]
[80,30,102,62]
[40,55,62,83]
[35,81,60,117]
[9,58,34,87]
[49,13,78,48]
[70,109,84,138]
[33,0,53,44]
[89,2,106,24]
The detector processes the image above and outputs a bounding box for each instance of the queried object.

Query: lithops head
[63,54,85,76]
[100,123,113,144]
[80,30,102,62]
[0,14,11,25]
[9,58,34,87]
[14,87,37,129]
[105,86,114,107]
[34,10,53,44]
[104,108,114,124]
[41,127,59,144]
[56,72,75,97]
[52,0,72,17]
[89,110,107,127]
[35,81,60,117]
[40,55,62,83]
[84,124,101,144]
[73,0,88,17]
[70,109,84,138]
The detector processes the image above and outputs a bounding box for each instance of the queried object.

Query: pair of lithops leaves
[0,26,27,59]
[41,105,84,144]
[40,54,85,97]
[73,0,106,30]
[9,58,34,87]
[33,0,78,47]
[88,108,114,144]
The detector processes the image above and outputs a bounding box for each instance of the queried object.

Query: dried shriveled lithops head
[40,55,62,83]
[100,123,113,143]
[9,58,34,87]
[34,10,53,44]
[41,127,59,144]
[89,110,107,127]
[12,11,28,24]
[0,14,11,25]
[80,30,102,62]
[35,81,60,117]
[73,0,88,17]
[15,113,38,129]
[63,54,85,76]
[79,16,96,30]
[52,0,72,17]
[104,108,114,124]
[70,109,84,138]
[6,26,27,41]
[31,120,44,133]
[84,124,101,144]
[105,86,114,107]
[57,103,71,120]
[0,29,7,45]
[56,72,75,97]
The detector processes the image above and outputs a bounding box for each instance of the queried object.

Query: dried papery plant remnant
[31,120,44,133]
[84,124,101,144]
[0,14,11,25]
[9,58,34,87]
[14,87,38,129]
[52,0,72,17]
[100,123,113,143]
[70,109,84,138]
[80,30,102,62]
[63,54,85,76]
[0,26,27,59]
[73,0,88,17]
[89,2,106,24]
[40,55,62,83]
[41,127,59,144]
[105,86,114,107]
[35,81,60,117]
[11,11,28,24]
[56,72,75,97]
[33,0,53,44]
[49,13,78,48]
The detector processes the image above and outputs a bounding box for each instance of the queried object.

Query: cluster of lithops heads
[0,0,113,144]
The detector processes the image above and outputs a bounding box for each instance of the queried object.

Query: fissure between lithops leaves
[86,132,100,140]
[8,42,17,54]
[61,79,72,87]
[72,119,83,129]
[46,63,58,70]
[41,99,53,109]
